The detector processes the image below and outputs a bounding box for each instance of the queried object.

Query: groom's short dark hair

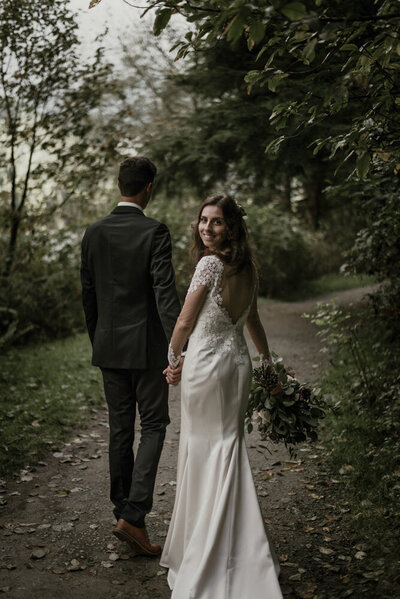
[118,156,157,196]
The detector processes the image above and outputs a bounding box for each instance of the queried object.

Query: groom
[81,156,182,556]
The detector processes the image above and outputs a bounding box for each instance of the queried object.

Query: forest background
[0,0,399,590]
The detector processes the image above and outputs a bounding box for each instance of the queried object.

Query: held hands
[163,356,184,386]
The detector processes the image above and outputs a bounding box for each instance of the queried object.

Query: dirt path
[0,287,375,599]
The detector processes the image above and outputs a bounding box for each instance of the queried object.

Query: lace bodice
[168,255,251,367]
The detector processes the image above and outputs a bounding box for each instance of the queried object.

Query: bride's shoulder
[196,254,224,272]
[195,255,224,281]
[188,255,224,294]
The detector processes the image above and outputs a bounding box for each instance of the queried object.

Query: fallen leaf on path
[101,561,114,568]
[0,587,11,593]
[56,490,70,497]
[304,525,314,533]
[279,554,288,562]
[51,566,67,575]
[362,570,384,580]
[67,559,81,571]
[355,551,367,560]
[108,553,119,561]
[31,548,48,560]
[295,583,317,599]
[319,546,335,556]
[52,522,73,532]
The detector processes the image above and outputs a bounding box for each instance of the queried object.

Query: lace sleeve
[166,260,221,367]
[187,255,224,297]
[168,343,181,368]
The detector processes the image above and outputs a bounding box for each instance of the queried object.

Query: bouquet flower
[245,353,329,455]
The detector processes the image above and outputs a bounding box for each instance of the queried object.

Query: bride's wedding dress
[161,255,283,599]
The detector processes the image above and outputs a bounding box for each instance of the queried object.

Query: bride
[161,194,283,599]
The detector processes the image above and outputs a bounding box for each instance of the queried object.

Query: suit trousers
[101,367,170,527]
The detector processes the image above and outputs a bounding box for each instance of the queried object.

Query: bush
[0,227,84,349]
[246,204,331,297]
[310,298,400,588]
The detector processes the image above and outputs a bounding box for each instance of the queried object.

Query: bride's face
[198,205,228,250]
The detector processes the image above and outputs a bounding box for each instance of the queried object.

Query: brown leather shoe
[112,519,161,557]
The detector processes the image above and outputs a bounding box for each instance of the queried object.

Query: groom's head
[118,156,157,207]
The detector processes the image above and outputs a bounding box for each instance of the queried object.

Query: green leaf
[356,151,371,178]
[281,2,307,21]
[245,70,262,86]
[282,399,295,407]
[249,20,266,46]
[226,15,245,42]
[153,9,172,36]
[303,38,317,63]
[340,43,359,52]
[265,136,285,155]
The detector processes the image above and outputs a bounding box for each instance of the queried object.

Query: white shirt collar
[117,201,143,211]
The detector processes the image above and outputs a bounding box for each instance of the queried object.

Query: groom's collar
[117,201,143,211]
[111,204,144,216]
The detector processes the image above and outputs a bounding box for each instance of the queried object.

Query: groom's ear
[117,180,121,192]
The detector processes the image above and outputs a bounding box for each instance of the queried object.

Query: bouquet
[245,353,329,455]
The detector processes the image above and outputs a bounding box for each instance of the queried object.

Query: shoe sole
[112,528,161,557]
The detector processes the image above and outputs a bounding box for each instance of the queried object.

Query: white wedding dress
[160,255,283,599]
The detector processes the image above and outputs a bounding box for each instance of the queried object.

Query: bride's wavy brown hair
[191,194,255,274]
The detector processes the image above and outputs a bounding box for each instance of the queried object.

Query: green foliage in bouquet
[245,353,329,454]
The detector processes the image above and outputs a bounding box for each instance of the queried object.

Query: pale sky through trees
[68,0,186,65]
[69,0,143,61]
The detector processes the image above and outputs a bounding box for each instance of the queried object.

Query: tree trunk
[3,212,21,278]
[303,160,325,230]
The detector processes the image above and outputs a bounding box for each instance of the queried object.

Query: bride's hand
[163,358,184,386]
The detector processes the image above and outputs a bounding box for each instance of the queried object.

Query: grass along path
[0,335,102,479]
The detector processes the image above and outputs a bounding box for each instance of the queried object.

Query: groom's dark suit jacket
[80,205,181,370]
